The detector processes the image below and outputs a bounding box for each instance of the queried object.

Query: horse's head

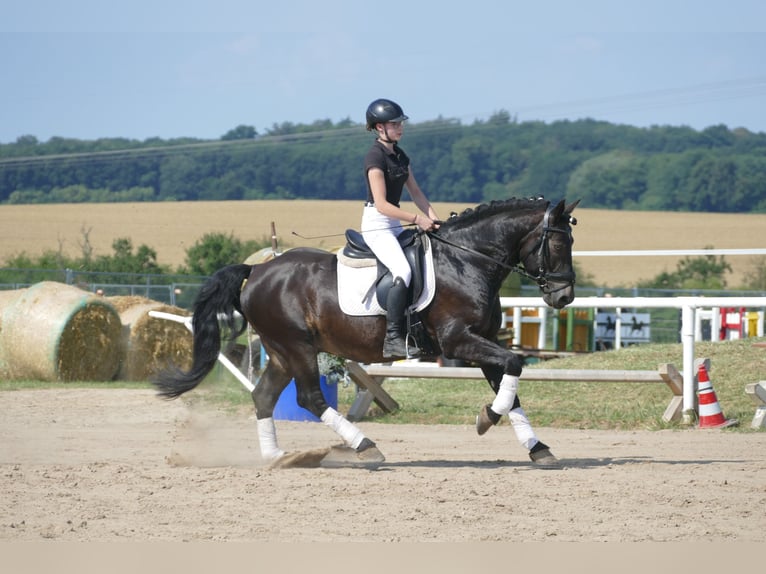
[520,199,579,309]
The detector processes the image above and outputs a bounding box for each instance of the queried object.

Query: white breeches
[361,205,412,286]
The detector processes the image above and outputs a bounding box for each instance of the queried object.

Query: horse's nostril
[555,291,574,308]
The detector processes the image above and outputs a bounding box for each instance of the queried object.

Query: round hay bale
[0,289,23,377]
[0,282,122,381]
[108,296,193,381]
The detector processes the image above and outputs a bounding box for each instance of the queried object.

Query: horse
[154,197,579,468]
[631,315,647,334]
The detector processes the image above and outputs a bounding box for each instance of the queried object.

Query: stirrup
[404,332,421,358]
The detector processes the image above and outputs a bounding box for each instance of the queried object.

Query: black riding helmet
[365,98,409,131]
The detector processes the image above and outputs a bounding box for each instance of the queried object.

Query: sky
[2,0,766,144]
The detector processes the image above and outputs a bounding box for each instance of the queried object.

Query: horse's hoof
[320,444,385,469]
[529,442,560,467]
[267,448,331,469]
[476,404,500,436]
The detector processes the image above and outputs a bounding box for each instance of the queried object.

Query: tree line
[2,114,766,212]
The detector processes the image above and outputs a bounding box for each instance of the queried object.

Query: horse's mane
[440,197,549,231]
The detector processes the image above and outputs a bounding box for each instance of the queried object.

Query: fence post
[681,305,697,423]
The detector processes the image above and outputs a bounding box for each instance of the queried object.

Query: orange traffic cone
[697,364,738,429]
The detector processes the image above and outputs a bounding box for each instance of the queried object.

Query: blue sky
[2,0,765,143]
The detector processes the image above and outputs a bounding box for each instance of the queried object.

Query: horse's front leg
[479,364,557,465]
[443,335,558,465]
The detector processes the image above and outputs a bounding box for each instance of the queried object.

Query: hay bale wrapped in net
[0,289,22,377]
[108,296,193,381]
[0,282,122,381]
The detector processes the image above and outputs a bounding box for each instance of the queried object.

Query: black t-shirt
[364,140,410,206]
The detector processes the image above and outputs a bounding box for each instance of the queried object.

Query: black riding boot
[382,277,420,359]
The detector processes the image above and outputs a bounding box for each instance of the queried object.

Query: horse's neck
[436,210,542,288]
[448,210,541,263]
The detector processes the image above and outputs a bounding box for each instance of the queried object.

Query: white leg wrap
[490,374,519,416]
[321,407,365,449]
[257,417,285,461]
[508,407,539,451]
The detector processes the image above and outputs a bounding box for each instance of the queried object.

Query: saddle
[342,228,426,310]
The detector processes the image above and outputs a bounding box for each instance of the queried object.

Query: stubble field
[1,200,765,286]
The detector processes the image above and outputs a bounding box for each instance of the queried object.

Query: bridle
[518,204,577,294]
[427,203,576,294]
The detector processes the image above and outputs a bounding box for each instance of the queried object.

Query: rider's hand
[414,214,438,232]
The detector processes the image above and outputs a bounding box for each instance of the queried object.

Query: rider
[362,98,440,359]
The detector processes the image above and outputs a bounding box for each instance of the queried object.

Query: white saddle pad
[336,234,436,316]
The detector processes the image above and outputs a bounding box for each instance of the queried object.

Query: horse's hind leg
[254,349,384,467]
[251,361,291,461]
[290,362,385,467]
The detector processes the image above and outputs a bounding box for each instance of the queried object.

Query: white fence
[500,296,766,420]
[152,296,766,424]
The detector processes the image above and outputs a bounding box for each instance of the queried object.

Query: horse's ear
[565,199,581,214]
[550,199,567,222]
[564,199,580,225]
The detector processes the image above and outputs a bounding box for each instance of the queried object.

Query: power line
[2,76,765,170]
[0,126,368,169]
[502,76,766,124]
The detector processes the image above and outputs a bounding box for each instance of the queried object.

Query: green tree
[638,250,732,290]
[182,232,264,276]
[90,238,168,274]
[567,151,646,209]
[221,125,257,140]
[741,256,766,291]
[684,156,737,212]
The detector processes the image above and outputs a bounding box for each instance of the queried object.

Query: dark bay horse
[155,197,579,467]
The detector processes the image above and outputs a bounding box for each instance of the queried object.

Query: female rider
[362,98,440,359]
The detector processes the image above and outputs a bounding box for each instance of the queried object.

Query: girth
[342,228,425,310]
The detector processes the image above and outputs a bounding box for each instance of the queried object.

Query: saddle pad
[336,234,436,316]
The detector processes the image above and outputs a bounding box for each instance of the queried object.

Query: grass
[3,337,764,432]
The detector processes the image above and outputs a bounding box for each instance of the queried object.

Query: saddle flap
[340,228,426,310]
[375,233,425,310]
[343,228,418,259]
[336,233,435,317]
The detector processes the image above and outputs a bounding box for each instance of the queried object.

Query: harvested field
[1,201,765,286]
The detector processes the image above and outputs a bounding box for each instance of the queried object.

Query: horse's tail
[153,263,252,399]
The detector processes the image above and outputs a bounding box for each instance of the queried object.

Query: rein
[427,231,535,278]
